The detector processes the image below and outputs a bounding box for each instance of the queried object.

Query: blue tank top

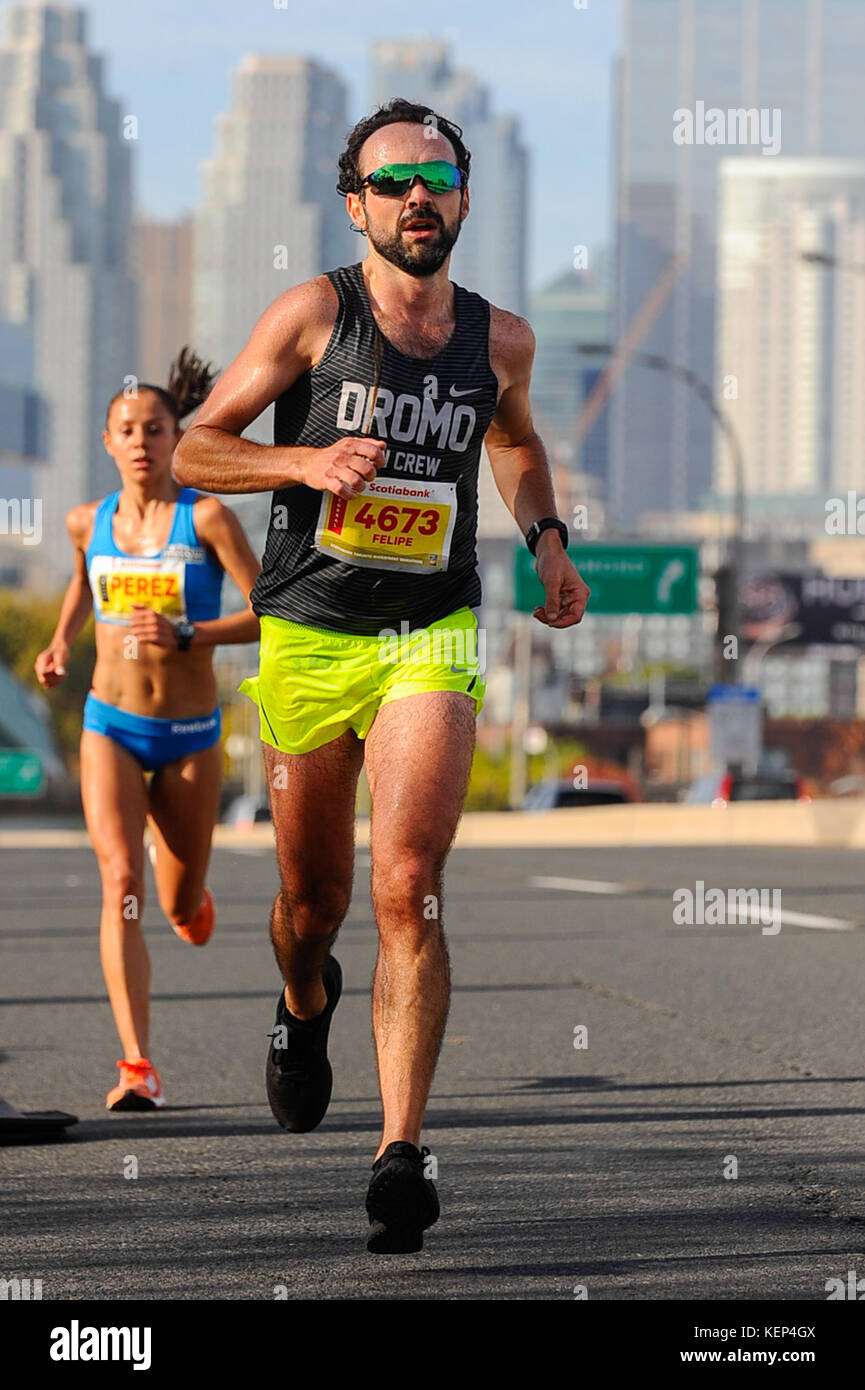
[86,488,223,626]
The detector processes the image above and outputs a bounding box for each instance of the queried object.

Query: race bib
[89,556,186,624]
[314,477,457,573]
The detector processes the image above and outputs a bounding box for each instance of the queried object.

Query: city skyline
[715,157,865,505]
[611,0,865,531]
[194,53,356,370]
[0,2,136,588]
[370,39,528,315]
[22,0,617,293]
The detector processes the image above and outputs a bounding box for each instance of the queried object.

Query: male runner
[174,97,590,1252]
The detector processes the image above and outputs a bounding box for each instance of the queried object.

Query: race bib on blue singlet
[89,555,187,624]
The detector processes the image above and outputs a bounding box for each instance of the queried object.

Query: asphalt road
[3,836,865,1301]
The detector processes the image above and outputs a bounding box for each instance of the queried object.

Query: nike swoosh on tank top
[250,261,500,635]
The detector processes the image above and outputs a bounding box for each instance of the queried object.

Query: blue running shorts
[83,692,221,772]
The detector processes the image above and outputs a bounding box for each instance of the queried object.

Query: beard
[364,204,463,277]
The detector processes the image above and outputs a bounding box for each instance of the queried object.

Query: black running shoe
[365,1141,440,1253]
[265,955,342,1133]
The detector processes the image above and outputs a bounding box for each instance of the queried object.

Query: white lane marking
[531,876,858,930]
[530,875,632,896]
[675,906,856,931]
[765,909,855,932]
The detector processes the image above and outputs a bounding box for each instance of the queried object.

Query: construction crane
[573,251,688,452]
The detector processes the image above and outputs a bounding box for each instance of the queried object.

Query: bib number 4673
[354,501,439,536]
[314,477,458,573]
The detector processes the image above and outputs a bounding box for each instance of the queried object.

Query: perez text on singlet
[250,262,500,635]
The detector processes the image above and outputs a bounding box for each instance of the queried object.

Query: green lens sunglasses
[360,161,463,197]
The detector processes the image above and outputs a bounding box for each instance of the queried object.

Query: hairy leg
[263,733,364,1018]
[364,691,476,1159]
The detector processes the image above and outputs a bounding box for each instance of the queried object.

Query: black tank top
[250,261,500,635]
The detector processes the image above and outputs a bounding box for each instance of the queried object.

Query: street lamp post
[577,344,747,684]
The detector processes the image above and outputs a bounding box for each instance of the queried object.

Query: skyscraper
[530,268,610,486]
[133,215,194,386]
[370,39,527,316]
[0,2,135,579]
[193,55,355,377]
[612,0,865,529]
[715,158,865,504]
[0,320,47,588]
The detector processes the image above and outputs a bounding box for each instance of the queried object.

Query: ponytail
[105,345,219,427]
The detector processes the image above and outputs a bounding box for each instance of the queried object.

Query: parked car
[522,777,637,811]
[829,775,865,798]
[683,768,809,806]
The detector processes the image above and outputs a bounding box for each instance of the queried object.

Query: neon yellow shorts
[239,605,486,755]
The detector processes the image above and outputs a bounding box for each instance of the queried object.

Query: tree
[0,589,95,764]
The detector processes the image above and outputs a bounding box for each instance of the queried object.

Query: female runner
[35,348,261,1109]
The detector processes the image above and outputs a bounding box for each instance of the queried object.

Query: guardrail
[3,800,865,850]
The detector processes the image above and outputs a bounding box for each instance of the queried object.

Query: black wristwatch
[174,619,195,652]
[525,517,568,557]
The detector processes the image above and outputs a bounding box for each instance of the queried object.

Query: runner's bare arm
[34,505,96,687]
[181,498,260,648]
[484,310,561,530]
[485,308,589,628]
[173,278,385,498]
[127,498,263,651]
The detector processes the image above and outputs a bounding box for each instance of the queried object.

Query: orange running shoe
[106,1058,164,1111]
[171,889,216,947]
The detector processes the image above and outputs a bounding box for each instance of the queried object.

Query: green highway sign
[514,544,699,615]
[0,749,44,797]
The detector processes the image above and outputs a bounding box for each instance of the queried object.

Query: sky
[5,0,620,292]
